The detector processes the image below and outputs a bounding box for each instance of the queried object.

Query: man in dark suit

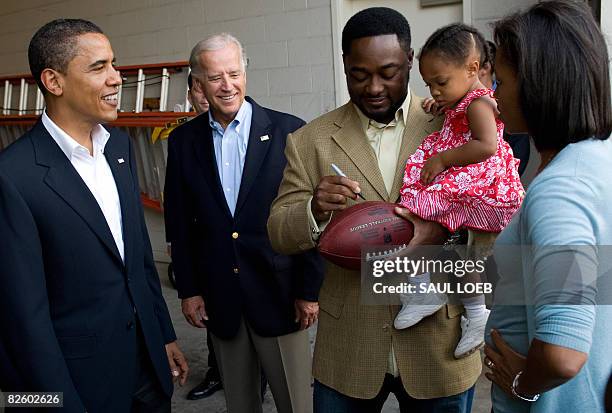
[0,19,188,412]
[164,33,324,413]
[166,74,224,401]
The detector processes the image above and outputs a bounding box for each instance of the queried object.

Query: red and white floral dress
[399,88,524,233]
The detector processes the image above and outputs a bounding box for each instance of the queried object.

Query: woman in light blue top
[483,1,612,412]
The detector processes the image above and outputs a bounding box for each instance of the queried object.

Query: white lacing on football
[365,244,408,262]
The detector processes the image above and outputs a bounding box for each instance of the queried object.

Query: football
[318,201,414,270]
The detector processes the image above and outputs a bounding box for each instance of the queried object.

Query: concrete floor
[157,261,493,413]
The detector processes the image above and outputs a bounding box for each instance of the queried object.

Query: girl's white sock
[461,295,486,319]
[408,271,431,285]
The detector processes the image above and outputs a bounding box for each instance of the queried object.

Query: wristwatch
[511,370,540,402]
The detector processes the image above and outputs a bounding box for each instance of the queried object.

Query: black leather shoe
[186,372,223,400]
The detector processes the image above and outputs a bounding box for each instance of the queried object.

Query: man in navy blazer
[0,19,187,412]
[164,34,324,413]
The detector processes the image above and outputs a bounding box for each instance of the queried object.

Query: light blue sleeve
[523,175,598,353]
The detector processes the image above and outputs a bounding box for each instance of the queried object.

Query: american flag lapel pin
[118,158,125,164]
[259,135,269,142]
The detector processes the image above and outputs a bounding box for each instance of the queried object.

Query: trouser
[314,377,474,413]
[206,329,219,377]
[211,318,312,413]
[130,324,171,413]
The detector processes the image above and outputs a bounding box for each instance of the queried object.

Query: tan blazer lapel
[331,104,388,200]
[389,93,442,201]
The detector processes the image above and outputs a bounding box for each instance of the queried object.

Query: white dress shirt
[42,111,125,261]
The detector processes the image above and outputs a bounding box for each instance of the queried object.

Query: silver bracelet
[511,370,540,402]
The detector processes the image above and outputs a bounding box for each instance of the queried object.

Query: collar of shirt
[42,110,110,159]
[354,89,412,134]
[208,99,252,137]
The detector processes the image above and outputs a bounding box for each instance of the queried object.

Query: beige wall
[0,0,336,122]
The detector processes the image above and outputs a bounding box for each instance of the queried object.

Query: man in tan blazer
[268,7,481,412]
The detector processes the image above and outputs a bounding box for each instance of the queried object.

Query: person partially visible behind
[480,39,532,178]
[164,73,223,402]
[483,1,612,412]
[186,73,210,114]
[479,41,496,90]
[396,23,524,359]
[165,74,209,263]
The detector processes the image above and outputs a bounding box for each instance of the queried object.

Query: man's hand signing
[312,176,362,222]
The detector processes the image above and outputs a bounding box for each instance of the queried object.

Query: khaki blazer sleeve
[268,130,317,255]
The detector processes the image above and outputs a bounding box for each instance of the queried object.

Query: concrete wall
[0,0,336,122]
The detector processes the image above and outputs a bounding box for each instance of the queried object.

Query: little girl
[395,24,524,358]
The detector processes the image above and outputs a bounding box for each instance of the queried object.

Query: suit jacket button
[233,267,239,274]
[127,320,134,330]
[232,232,239,239]
[382,323,389,331]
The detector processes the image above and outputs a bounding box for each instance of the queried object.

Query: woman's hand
[484,329,528,398]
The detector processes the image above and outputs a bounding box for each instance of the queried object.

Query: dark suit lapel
[104,132,134,270]
[192,116,233,218]
[32,122,123,265]
[235,99,272,216]
[331,104,388,200]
